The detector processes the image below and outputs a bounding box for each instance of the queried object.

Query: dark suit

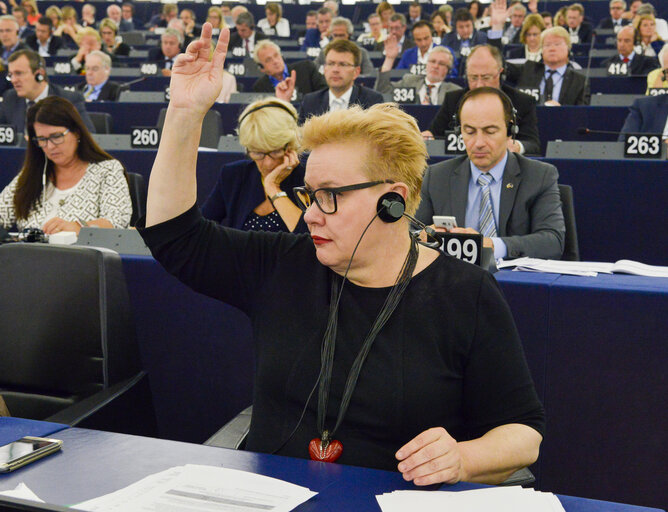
[300,28,326,51]
[373,36,416,61]
[601,53,659,77]
[75,80,122,102]
[1,41,28,65]
[568,22,593,44]
[298,84,384,123]
[415,152,565,259]
[428,83,542,156]
[228,31,268,54]
[506,60,590,105]
[147,47,178,69]
[618,94,668,139]
[119,19,135,33]
[0,83,95,133]
[443,30,488,56]
[252,60,327,97]
[25,34,64,56]
[18,25,34,40]
[597,17,630,30]
[501,22,522,45]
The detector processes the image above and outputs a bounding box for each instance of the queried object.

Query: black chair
[157,108,222,149]
[0,244,156,436]
[126,172,147,227]
[558,184,580,261]
[89,112,113,134]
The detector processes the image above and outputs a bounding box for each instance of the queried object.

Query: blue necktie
[477,173,497,238]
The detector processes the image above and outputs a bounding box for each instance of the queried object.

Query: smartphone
[0,436,63,473]
[433,215,458,230]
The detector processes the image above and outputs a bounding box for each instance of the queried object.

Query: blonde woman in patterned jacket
[0,96,132,234]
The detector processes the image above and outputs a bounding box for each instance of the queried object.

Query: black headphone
[35,71,44,82]
[376,192,442,249]
[451,87,519,139]
[238,101,297,125]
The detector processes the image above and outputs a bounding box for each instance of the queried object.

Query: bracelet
[269,191,288,207]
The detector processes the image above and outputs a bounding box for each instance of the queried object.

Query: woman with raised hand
[140,24,544,486]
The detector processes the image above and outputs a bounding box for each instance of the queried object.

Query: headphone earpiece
[376,192,405,223]
[35,72,44,82]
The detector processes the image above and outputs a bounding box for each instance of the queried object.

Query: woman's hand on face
[396,427,464,486]
[169,23,229,117]
[42,217,82,235]
[263,150,299,190]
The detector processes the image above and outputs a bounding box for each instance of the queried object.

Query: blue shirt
[268,64,289,88]
[83,80,107,102]
[539,64,568,103]
[464,151,508,260]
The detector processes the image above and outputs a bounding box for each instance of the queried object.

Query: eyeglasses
[247,144,288,161]
[467,71,500,82]
[293,180,394,214]
[32,129,70,147]
[324,61,356,69]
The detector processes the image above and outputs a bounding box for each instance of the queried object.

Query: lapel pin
[506,183,514,189]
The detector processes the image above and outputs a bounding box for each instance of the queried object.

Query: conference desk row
[0,418,664,512]
[117,252,668,509]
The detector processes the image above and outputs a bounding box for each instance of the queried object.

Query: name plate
[164,86,171,101]
[437,232,483,266]
[306,47,321,58]
[623,134,662,159]
[444,131,466,155]
[647,88,667,96]
[607,62,628,76]
[518,88,540,102]
[0,125,17,146]
[131,127,160,148]
[360,37,375,46]
[231,46,246,57]
[227,63,245,75]
[140,63,159,76]
[392,86,416,103]
[53,61,72,74]
[409,63,426,75]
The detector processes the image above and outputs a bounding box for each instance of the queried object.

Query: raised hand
[490,0,508,31]
[168,23,229,117]
[384,34,400,60]
[275,69,296,102]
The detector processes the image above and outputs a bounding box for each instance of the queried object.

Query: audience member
[502,3,527,44]
[75,50,120,102]
[45,6,62,32]
[374,14,415,56]
[407,1,423,26]
[376,1,395,31]
[417,87,565,260]
[252,39,326,98]
[505,27,590,105]
[375,46,461,104]
[99,18,130,59]
[179,9,201,40]
[228,12,267,57]
[0,96,130,233]
[395,20,439,72]
[70,27,102,73]
[602,25,658,75]
[206,7,225,36]
[553,7,568,28]
[636,4,668,41]
[621,0,643,20]
[230,5,248,25]
[619,93,668,136]
[633,13,663,57]
[564,3,593,43]
[646,43,668,91]
[541,11,554,29]
[469,0,487,30]
[53,6,83,49]
[121,3,137,31]
[12,6,32,39]
[80,3,96,29]
[598,0,631,31]
[25,16,62,57]
[21,0,38,26]
[357,13,385,45]
[146,4,177,32]
[257,2,290,38]
[506,14,545,61]
[438,5,454,31]
[425,45,541,156]
[167,18,192,50]
[300,7,333,52]
[430,11,450,43]
[202,98,306,233]
[148,28,182,77]
[323,1,339,17]
[1,15,27,66]
[313,17,374,75]
[443,8,487,58]
[297,39,383,123]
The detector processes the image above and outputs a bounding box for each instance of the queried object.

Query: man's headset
[450,87,519,139]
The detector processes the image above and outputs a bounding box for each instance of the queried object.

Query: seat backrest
[157,108,222,149]
[559,184,580,261]
[0,244,140,419]
[126,172,147,227]
[121,31,146,45]
[89,112,113,134]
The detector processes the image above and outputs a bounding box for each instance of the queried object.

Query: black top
[139,205,545,471]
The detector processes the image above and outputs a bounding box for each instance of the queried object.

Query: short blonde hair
[77,26,101,45]
[238,98,300,153]
[207,7,227,28]
[265,2,282,20]
[301,103,427,215]
[98,18,118,35]
[45,5,62,23]
[61,5,77,22]
[541,25,571,50]
[520,13,545,45]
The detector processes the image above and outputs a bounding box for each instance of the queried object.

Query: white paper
[76,464,316,512]
[0,482,45,503]
[496,257,668,277]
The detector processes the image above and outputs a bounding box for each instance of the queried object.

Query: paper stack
[498,257,668,277]
[377,486,566,512]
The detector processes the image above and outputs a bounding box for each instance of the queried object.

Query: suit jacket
[119,19,135,33]
[502,22,522,45]
[0,83,95,133]
[601,53,659,77]
[374,70,461,104]
[597,17,630,30]
[25,34,64,56]
[443,30,488,55]
[252,60,327,97]
[75,80,122,102]
[618,94,668,139]
[373,37,415,54]
[569,22,593,44]
[299,84,384,123]
[18,26,34,40]
[415,152,565,259]
[300,28,326,51]
[428,83,542,155]
[147,47,178,69]
[228,31,268,53]
[507,60,591,105]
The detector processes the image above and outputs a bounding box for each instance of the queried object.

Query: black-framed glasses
[293,180,393,214]
[247,144,288,161]
[32,129,70,148]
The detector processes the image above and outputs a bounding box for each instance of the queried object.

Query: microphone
[582,29,596,91]
[41,155,47,206]
[117,76,147,92]
[577,127,625,136]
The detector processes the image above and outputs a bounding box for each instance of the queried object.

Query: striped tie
[477,173,497,238]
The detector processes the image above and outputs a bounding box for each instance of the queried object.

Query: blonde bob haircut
[520,14,545,45]
[45,6,62,23]
[237,98,300,154]
[61,5,78,22]
[99,18,119,35]
[541,26,572,50]
[301,103,427,216]
[77,26,101,44]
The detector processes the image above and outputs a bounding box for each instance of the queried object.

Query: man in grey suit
[375,45,461,104]
[0,50,95,133]
[416,87,564,260]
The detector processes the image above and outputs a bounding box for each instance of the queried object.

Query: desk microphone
[577,127,624,136]
[118,76,147,91]
[583,30,596,87]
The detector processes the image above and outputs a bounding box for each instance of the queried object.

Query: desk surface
[0,428,663,512]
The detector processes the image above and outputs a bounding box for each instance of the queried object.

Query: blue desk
[0,418,68,447]
[0,428,663,512]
